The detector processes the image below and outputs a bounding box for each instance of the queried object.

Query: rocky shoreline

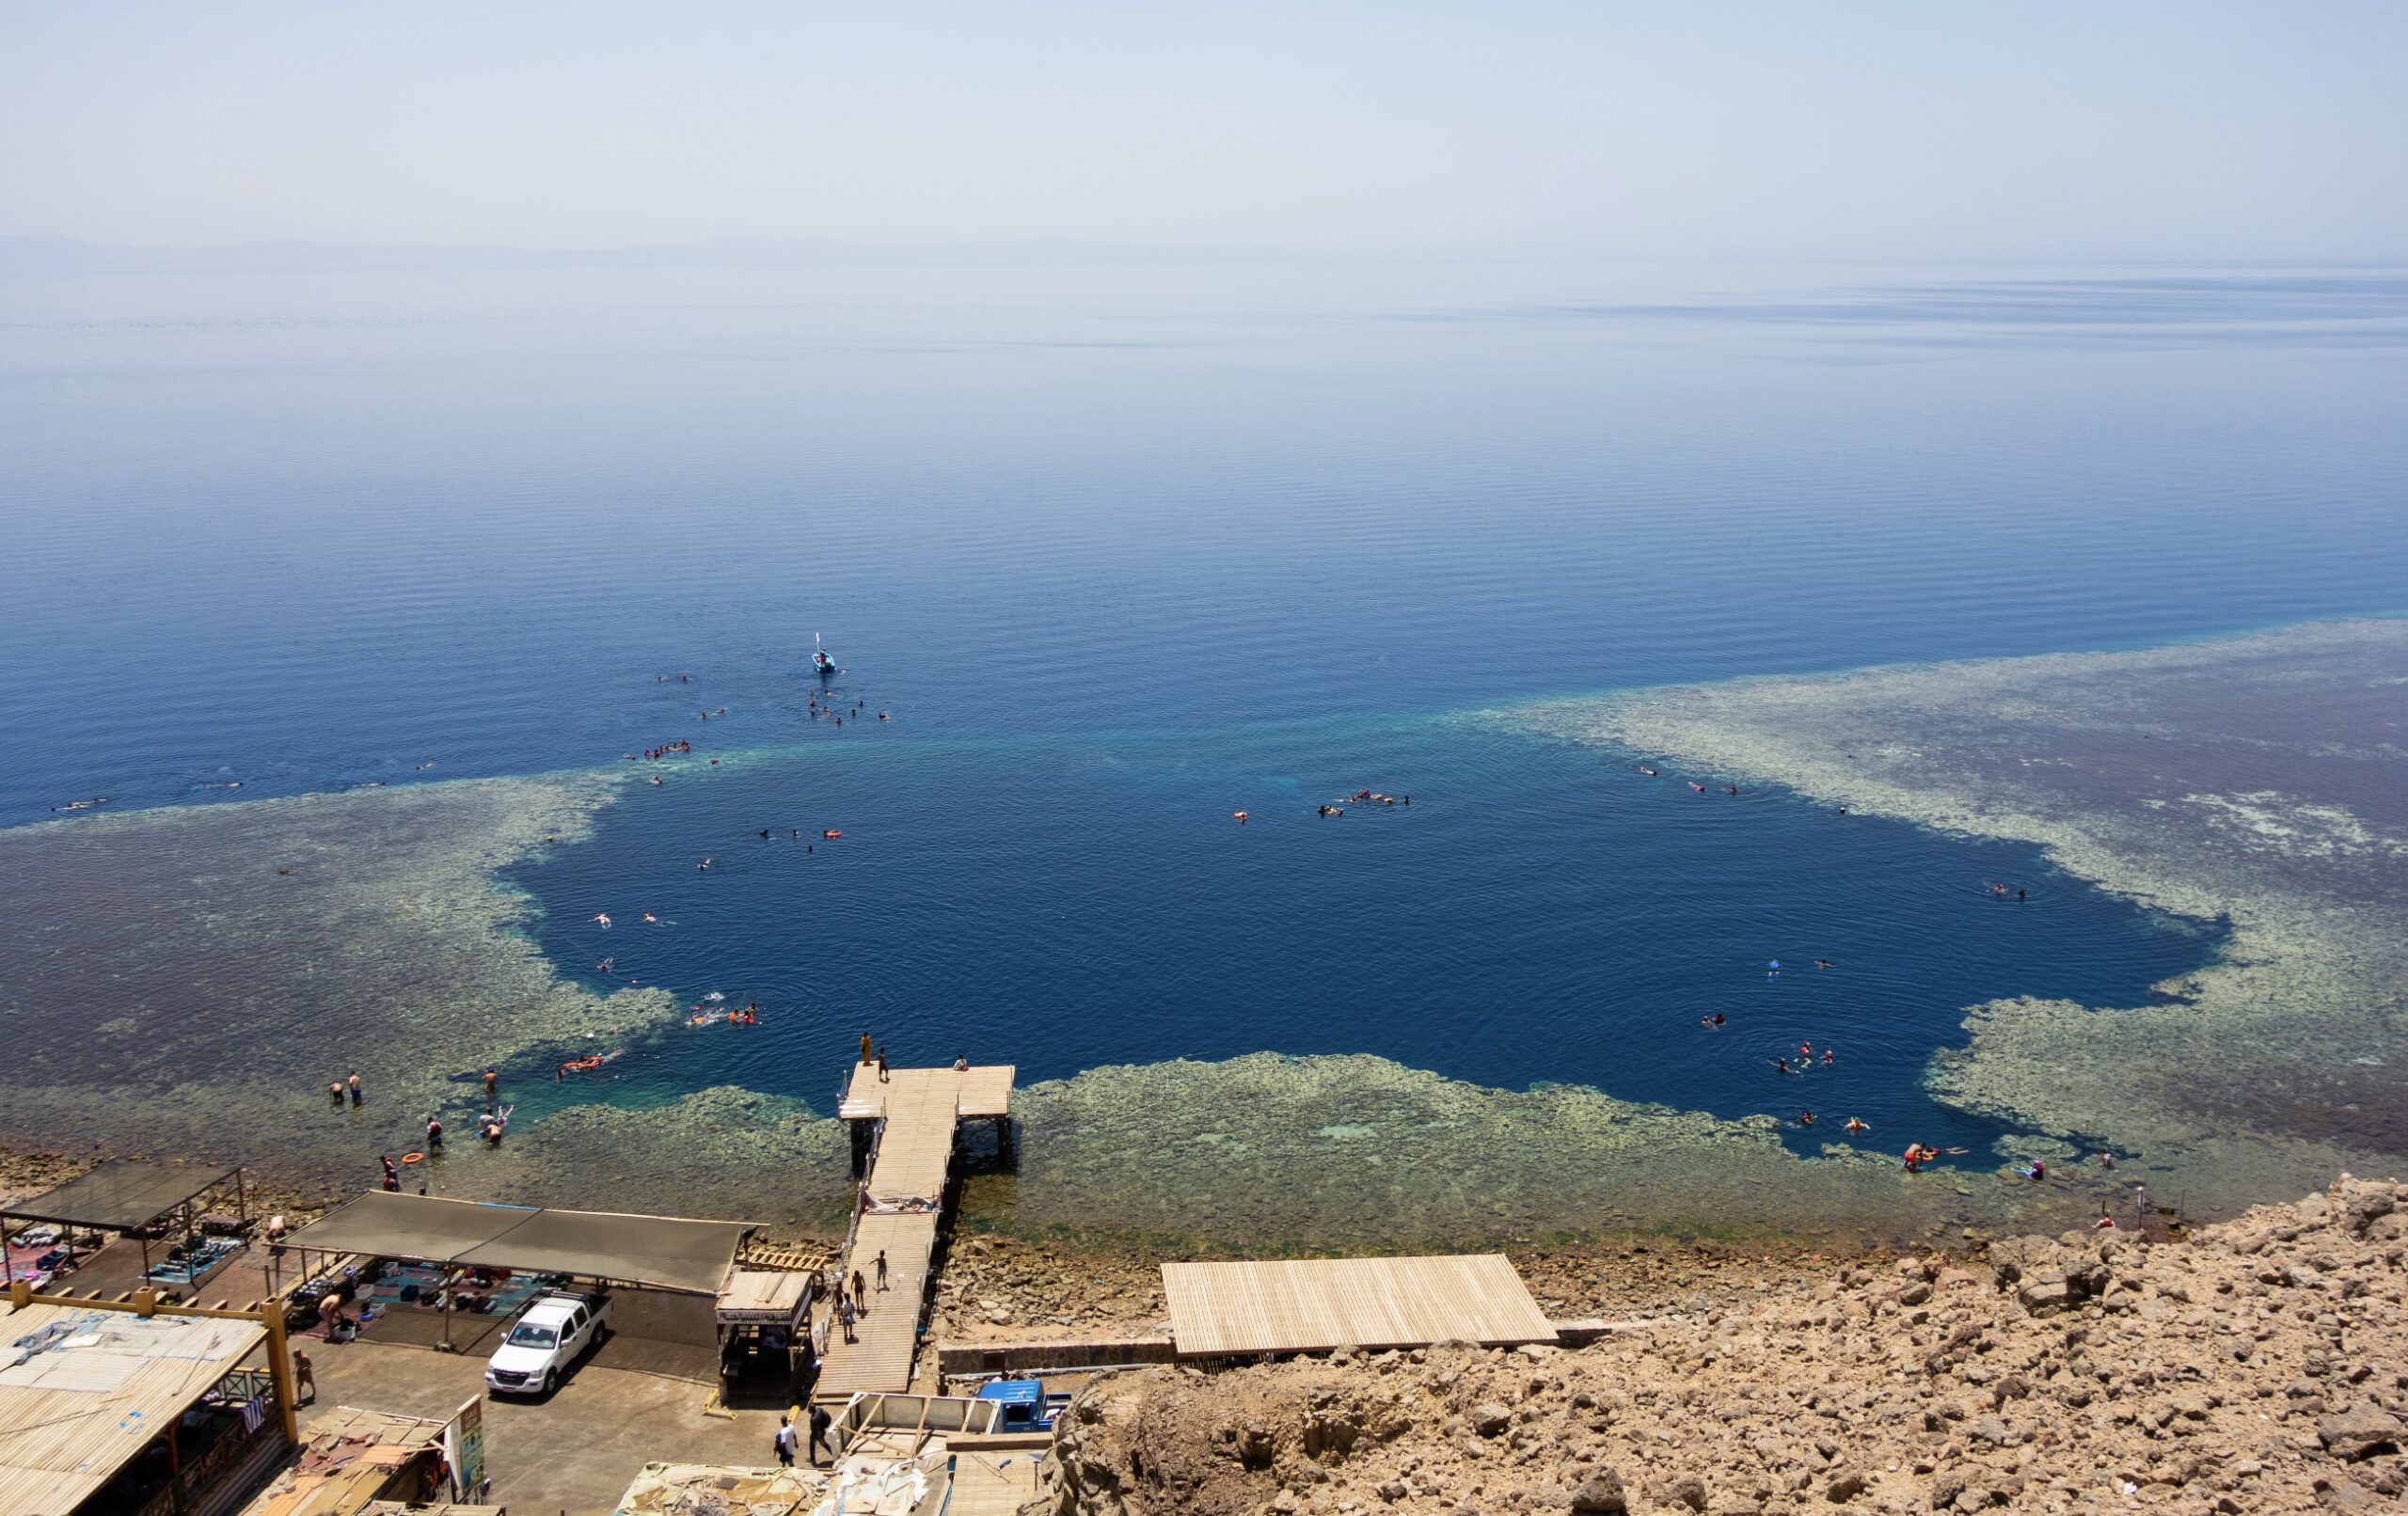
[1026,1176,2408,1515]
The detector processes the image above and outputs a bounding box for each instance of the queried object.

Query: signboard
[445,1393,488,1500]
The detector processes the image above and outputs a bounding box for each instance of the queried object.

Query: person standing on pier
[859,1031,874,1064]
[876,1050,890,1083]
[850,1268,867,1314]
[836,1294,857,1343]
[875,1250,888,1292]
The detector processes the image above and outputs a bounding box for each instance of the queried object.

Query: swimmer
[642,912,657,924]
[1766,959,1781,976]
[697,858,712,870]
[2016,888,2027,901]
[1798,1111,1815,1127]
[1821,1048,1834,1066]
[1845,1116,1868,1133]
[1726,784,1738,795]
[1638,766,1657,776]
[759,829,770,838]
[1710,1013,1725,1028]
[1232,811,1247,824]
[649,776,664,785]
[1798,1041,1813,1061]
[595,956,614,971]
[592,913,612,928]
[879,711,889,720]
[1814,958,1832,970]
[1771,1057,1792,1075]
[1688,782,1706,793]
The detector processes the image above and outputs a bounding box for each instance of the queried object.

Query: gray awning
[284,1192,535,1261]
[0,1159,240,1232]
[285,1191,756,1295]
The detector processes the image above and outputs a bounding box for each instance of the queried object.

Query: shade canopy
[284,1192,755,1295]
[0,1159,239,1231]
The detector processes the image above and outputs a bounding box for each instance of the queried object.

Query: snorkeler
[1845,1116,1868,1133]
[592,913,612,928]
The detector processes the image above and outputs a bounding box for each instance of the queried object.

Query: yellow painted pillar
[260,1300,302,1444]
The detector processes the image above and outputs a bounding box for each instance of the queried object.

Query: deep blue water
[4,260,2404,1156]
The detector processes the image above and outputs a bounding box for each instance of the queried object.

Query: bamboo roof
[0,1300,265,1514]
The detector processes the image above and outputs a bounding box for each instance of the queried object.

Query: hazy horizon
[6,2,2405,263]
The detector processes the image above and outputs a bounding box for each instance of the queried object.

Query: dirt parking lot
[300,1334,787,1515]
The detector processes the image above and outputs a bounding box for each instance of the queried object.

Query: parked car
[484,1290,610,1396]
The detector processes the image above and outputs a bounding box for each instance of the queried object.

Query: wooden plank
[1162,1255,1556,1357]
[948,1447,1042,1516]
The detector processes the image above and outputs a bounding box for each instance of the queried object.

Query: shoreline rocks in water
[1025,1175,2408,1516]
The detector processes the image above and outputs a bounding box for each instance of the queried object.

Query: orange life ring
[1232,811,1248,822]
[401,1151,424,1165]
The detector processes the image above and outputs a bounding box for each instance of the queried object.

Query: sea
[5,257,2405,1163]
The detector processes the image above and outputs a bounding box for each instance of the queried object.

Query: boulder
[1567,1468,1628,1514]
[1472,1402,1514,1437]
[2317,1403,2402,1461]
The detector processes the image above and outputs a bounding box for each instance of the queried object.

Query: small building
[235,1403,490,1516]
[0,1289,297,1516]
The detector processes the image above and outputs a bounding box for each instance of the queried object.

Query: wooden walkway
[1162,1254,1557,1357]
[814,1062,1014,1403]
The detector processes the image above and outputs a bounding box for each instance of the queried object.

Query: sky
[3,2,2404,261]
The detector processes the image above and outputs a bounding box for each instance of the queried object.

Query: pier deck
[815,1062,1014,1402]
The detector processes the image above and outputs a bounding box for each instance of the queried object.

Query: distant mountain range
[0,235,1304,276]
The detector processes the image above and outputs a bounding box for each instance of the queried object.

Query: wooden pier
[813,1061,1014,1403]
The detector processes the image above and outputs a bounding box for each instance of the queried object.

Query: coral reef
[1509,619,2408,1218]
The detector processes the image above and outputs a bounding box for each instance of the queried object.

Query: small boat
[812,632,836,678]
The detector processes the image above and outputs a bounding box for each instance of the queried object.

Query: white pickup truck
[484,1290,610,1397]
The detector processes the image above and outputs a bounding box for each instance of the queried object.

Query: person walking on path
[837,1295,857,1343]
[293,1349,315,1405]
[808,1403,834,1467]
[875,1250,888,1292]
[773,1416,798,1468]
[859,1031,874,1064]
[850,1268,867,1314]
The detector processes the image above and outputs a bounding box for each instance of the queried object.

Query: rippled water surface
[4,260,2403,1175]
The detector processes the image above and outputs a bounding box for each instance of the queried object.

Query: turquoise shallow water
[2,260,2402,1168]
